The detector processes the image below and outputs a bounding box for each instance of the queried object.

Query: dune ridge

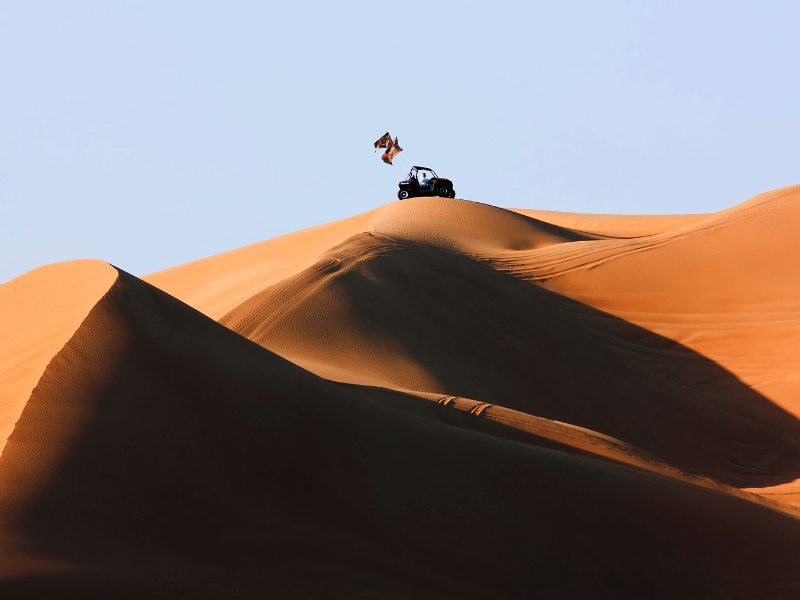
[144,208,379,319]
[0,261,118,458]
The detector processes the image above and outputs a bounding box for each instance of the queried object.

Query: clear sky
[1,1,799,282]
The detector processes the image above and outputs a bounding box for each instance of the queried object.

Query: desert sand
[1,187,800,598]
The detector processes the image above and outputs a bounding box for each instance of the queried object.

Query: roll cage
[406,166,438,181]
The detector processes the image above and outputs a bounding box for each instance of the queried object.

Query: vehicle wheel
[436,185,450,197]
[398,190,409,200]
[449,190,456,198]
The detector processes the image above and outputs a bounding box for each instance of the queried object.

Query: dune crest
[372,196,592,253]
[144,208,380,319]
[511,208,710,237]
[0,260,117,458]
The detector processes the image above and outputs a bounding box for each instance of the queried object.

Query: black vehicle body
[398,166,456,200]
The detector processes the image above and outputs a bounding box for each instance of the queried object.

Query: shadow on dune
[223,233,800,488]
[0,270,497,598]
[3,267,800,599]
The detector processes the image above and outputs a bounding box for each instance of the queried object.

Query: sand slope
[2,186,800,597]
[220,193,800,488]
[0,261,117,457]
[523,187,800,416]
[1,262,800,598]
[144,208,379,319]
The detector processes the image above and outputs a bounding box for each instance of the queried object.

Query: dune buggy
[398,166,456,200]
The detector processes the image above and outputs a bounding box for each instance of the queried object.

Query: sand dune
[512,186,800,416]
[219,191,800,487]
[373,196,593,252]
[511,208,710,238]
[0,261,117,457]
[144,207,379,319]
[2,187,800,597]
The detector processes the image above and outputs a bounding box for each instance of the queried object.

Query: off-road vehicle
[398,166,456,200]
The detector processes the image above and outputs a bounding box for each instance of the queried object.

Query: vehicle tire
[398,190,409,200]
[436,185,450,197]
[449,190,456,198]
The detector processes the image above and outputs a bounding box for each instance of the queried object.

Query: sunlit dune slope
[511,208,709,238]
[1,262,800,598]
[0,261,117,456]
[144,208,378,319]
[505,186,800,416]
[373,196,593,251]
[145,197,590,317]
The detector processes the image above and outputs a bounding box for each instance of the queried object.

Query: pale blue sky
[2,1,798,282]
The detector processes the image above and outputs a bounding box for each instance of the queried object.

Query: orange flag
[374,132,403,165]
